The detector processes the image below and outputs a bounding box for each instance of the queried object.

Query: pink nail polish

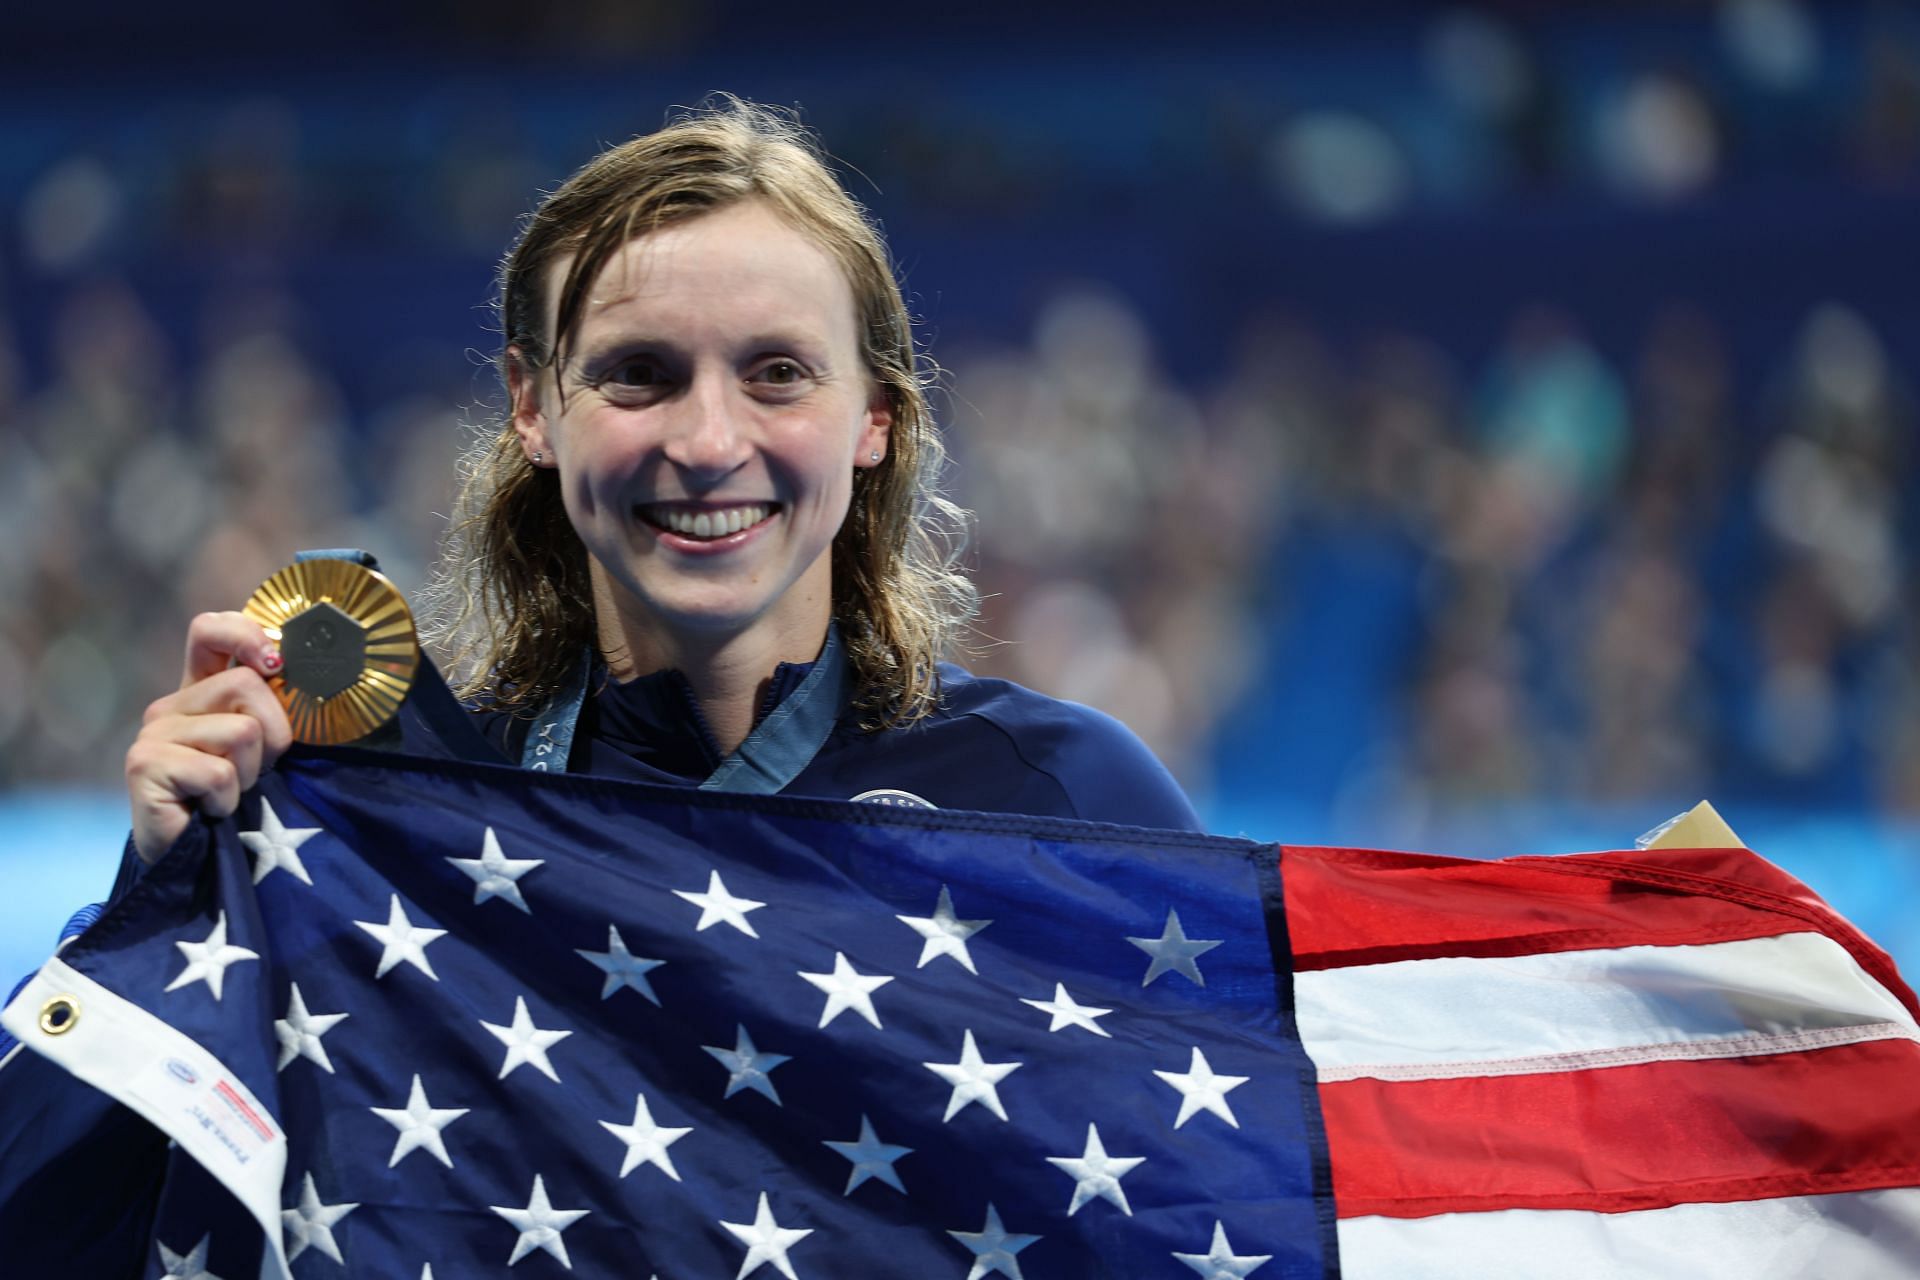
[262,648,283,672]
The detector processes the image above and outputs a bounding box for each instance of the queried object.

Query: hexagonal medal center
[280,601,367,700]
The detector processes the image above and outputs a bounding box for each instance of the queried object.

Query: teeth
[651,504,771,537]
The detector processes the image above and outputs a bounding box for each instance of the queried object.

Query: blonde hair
[424,97,974,726]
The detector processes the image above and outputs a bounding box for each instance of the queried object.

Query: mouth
[636,502,778,541]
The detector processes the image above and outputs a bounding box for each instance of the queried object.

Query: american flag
[1287,821,1920,1276]
[3,757,1917,1277]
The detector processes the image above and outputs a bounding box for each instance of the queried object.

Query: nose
[660,370,751,480]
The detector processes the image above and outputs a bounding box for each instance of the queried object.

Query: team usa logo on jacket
[851,788,937,809]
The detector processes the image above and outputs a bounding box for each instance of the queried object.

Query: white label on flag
[1,958,292,1280]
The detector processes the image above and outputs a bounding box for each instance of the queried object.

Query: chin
[625,579,785,637]
[627,585,760,626]
[587,540,830,654]
[655,602,770,637]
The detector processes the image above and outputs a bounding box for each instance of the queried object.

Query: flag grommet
[38,995,78,1036]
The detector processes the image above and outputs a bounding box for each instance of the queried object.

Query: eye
[751,360,809,387]
[604,359,667,389]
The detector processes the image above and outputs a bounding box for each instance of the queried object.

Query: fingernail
[261,647,283,672]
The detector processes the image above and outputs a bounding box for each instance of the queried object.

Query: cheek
[790,434,861,516]
[551,465,599,538]
[799,402,874,479]
[553,414,649,522]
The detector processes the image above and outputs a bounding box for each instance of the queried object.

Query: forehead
[553,200,859,346]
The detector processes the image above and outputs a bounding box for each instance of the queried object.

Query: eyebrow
[570,332,834,366]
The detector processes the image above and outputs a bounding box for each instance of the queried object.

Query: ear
[857,384,895,468]
[507,347,553,466]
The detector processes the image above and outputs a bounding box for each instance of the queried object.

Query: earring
[869,450,882,463]
[533,451,544,464]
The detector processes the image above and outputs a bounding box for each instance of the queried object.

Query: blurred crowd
[2,0,1917,824]
[954,286,1918,819]
[0,281,463,784]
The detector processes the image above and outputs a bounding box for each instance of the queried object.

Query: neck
[590,578,829,757]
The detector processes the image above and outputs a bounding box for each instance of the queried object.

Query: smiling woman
[441,102,961,741]
[502,201,893,754]
[118,96,1201,859]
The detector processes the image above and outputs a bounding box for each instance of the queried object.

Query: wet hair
[425,96,974,725]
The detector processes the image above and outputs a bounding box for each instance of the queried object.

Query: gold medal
[243,559,419,744]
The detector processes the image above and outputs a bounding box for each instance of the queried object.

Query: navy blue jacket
[477,659,1203,831]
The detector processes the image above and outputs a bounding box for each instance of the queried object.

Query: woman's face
[513,199,891,662]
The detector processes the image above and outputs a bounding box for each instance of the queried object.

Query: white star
[896,885,992,974]
[1173,1221,1273,1278]
[156,1233,224,1280]
[1153,1047,1249,1129]
[480,995,571,1082]
[1127,908,1223,987]
[674,870,766,937]
[822,1114,912,1195]
[924,1029,1022,1123]
[353,894,447,981]
[370,1074,468,1168]
[702,1024,791,1105]
[599,1093,693,1181]
[1020,983,1113,1037]
[490,1174,589,1270]
[164,911,259,1002]
[238,798,320,886]
[720,1191,813,1280]
[947,1203,1040,1280]
[445,826,544,913]
[1045,1123,1146,1216]
[798,951,894,1029]
[281,1172,357,1265]
[576,924,666,1004]
[274,982,348,1073]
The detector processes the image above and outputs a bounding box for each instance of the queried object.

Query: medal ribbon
[520,625,851,796]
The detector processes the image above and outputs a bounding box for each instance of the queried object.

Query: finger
[144,712,269,797]
[182,611,281,689]
[126,741,241,863]
[148,667,294,763]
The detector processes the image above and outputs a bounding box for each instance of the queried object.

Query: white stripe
[1297,931,1916,1077]
[1339,1187,1920,1279]
[0,958,293,1280]
[1315,1020,1920,1083]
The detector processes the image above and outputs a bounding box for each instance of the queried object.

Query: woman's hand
[125,612,294,864]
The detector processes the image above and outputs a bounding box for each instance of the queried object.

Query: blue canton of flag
[0,749,1337,1278]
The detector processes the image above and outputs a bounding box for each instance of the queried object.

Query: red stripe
[215,1079,277,1142]
[1279,845,1920,1018]
[1321,1035,1920,1219]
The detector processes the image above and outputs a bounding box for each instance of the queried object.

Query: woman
[125,98,1198,869]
